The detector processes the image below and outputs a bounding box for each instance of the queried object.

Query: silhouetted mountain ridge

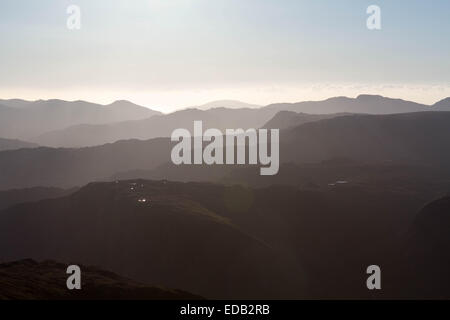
[34,95,446,147]
[0,138,38,151]
[265,94,432,114]
[4,111,450,190]
[193,100,261,110]
[264,111,350,129]
[35,107,279,147]
[433,97,450,110]
[281,111,450,165]
[0,186,74,211]
[0,99,161,140]
[0,138,170,190]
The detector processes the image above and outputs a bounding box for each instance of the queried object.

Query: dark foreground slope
[399,196,450,298]
[0,259,200,300]
[0,187,75,211]
[0,179,443,299]
[0,181,303,299]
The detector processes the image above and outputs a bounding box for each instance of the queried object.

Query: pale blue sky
[0,0,449,111]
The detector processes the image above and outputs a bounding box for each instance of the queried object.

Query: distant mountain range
[192,99,261,110]
[0,95,449,148]
[32,95,450,148]
[266,94,448,114]
[34,107,279,147]
[0,99,161,140]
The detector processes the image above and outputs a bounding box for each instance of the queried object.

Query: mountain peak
[195,100,261,110]
[433,97,450,109]
[106,100,161,115]
[108,100,138,106]
[356,94,385,100]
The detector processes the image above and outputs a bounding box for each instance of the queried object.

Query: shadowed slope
[0,259,201,300]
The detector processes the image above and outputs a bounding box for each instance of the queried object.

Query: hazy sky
[0,0,449,112]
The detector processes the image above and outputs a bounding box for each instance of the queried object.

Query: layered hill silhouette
[0,186,74,211]
[34,95,449,148]
[3,111,450,190]
[280,111,450,166]
[0,259,200,300]
[1,95,450,299]
[0,99,161,140]
[0,137,38,151]
[263,111,350,129]
[35,107,281,147]
[0,138,170,190]
[432,97,450,110]
[266,94,435,114]
[193,99,261,110]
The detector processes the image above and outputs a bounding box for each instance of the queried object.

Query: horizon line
[1,93,449,114]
